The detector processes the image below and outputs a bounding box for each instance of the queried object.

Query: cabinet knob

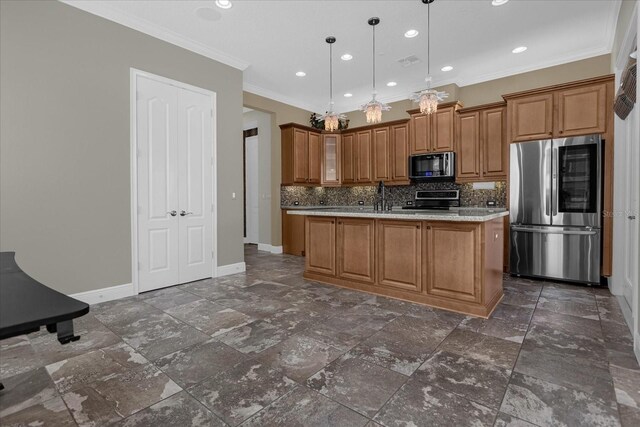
[416,225,421,229]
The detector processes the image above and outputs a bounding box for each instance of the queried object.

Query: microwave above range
[409,152,455,181]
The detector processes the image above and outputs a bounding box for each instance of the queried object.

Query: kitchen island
[287,208,509,318]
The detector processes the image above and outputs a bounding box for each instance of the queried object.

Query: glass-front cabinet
[322,134,341,185]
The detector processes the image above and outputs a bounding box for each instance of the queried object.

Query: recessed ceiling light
[441,65,453,72]
[512,46,527,54]
[404,29,419,38]
[341,54,353,61]
[386,81,397,87]
[344,93,353,98]
[195,7,221,21]
[215,0,232,9]
[492,0,509,6]
[295,71,306,77]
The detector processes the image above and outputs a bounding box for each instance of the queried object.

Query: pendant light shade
[321,36,345,131]
[411,0,448,114]
[361,17,390,124]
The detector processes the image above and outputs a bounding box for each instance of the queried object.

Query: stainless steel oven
[409,152,455,181]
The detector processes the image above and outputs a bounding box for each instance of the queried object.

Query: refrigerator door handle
[551,145,558,218]
[545,142,552,219]
[511,226,598,236]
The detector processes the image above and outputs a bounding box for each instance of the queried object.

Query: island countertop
[286,207,509,222]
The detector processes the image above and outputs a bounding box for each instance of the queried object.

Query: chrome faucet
[376,180,391,211]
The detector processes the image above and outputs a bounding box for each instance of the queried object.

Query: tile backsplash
[281,181,507,208]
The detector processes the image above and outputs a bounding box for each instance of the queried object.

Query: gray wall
[0,1,244,295]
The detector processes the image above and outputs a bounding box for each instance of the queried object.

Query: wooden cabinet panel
[391,123,410,182]
[373,127,391,181]
[432,106,456,152]
[509,93,553,142]
[356,130,372,182]
[456,112,481,180]
[307,132,321,184]
[377,220,422,292]
[424,222,481,303]
[337,218,375,283]
[341,133,355,184]
[482,106,507,178]
[556,83,606,137]
[322,134,341,185]
[411,113,430,154]
[293,128,308,183]
[305,217,336,275]
[282,211,305,256]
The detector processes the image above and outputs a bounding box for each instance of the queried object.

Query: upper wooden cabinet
[409,102,462,154]
[556,83,607,137]
[341,133,355,184]
[390,122,410,183]
[372,127,391,181]
[280,124,322,185]
[321,133,341,186]
[504,76,612,142]
[356,130,373,183]
[455,103,507,182]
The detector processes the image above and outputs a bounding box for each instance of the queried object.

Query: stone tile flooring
[1,244,639,426]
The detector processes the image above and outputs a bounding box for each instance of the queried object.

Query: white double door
[136,75,214,293]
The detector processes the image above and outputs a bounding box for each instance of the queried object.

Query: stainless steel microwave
[409,152,455,181]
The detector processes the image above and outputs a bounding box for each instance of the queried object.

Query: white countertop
[286,207,509,222]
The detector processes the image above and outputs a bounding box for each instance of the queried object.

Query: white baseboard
[257,243,283,254]
[70,283,135,305]
[217,262,246,277]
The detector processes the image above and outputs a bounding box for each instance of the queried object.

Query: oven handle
[511,226,598,236]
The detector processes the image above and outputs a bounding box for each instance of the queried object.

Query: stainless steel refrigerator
[510,135,602,284]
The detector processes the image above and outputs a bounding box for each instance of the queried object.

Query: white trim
[61,1,249,70]
[217,262,246,277]
[615,1,638,70]
[130,68,218,296]
[70,283,134,305]
[257,243,283,254]
[243,120,258,132]
[243,82,316,114]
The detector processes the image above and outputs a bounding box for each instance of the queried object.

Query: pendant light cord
[372,23,376,94]
[427,2,431,78]
[329,42,333,107]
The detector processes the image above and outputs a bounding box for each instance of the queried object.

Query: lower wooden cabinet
[337,218,375,283]
[377,220,422,292]
[424,222,482,303]
[282,211,305,256]
[305,217,335,275]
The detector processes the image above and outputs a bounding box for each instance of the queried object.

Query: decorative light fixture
[321,36,345,132]
[361,17,390,124]
[411,0,448,115]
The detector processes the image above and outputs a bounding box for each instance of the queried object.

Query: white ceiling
[64,0,621,113]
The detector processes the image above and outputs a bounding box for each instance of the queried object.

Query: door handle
[180,210,193,217]
[629,216,637,220]
[167,210,177,217]
[511,226,597,236]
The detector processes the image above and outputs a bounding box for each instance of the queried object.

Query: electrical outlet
[319,200,325,205]
[486,200,497,207]
[293,200,300,206]
[406,200,414,206]
[358,200,365,206]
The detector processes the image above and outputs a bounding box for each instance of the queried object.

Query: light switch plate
[472,182,495,190]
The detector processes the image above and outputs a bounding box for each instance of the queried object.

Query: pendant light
[410,0,448,114]
[321,36,344,132]
[361,17,390,124]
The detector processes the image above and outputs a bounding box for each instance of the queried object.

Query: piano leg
[46,321,80,344]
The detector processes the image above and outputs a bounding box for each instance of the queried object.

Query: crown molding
[60,0,250,70]
[243,82,318,113]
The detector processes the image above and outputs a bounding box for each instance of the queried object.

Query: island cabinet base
[303,216,504,318]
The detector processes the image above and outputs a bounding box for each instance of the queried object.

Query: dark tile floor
[1,244,639,426]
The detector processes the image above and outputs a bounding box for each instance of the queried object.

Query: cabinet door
[391,123,410,182]
[372,127,391,181]
[341,133,355,183]
[282,211,305,256]
[482,106,507,178]
[411,113,431,154]
[456,112,481,181]
[509,94,553,142]
[424,222,481,302]
[356,130,373,182]
[377,220,422,292]
[322,134,341,185]
[293,129,308,183]
[432,106,456,152]
[308,132,321,184]
[337,218,375,283]
[556,83,606,137]
[305,217,336,276]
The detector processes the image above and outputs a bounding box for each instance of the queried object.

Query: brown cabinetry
[280,124,322,185]
[455,103,507,182]
[356,130,373,182]
[308,132,321,184]
[305,216,336,275]
[508,93,553,142]
[337,218,375,283]
[321,133,341,186]
[341,133,355,184]
[372,127,391,181]
[390,122,410,183]
[377,220,422,292]
[556,83,607,137]
[409,102,461,154]
[282,210,305,256]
